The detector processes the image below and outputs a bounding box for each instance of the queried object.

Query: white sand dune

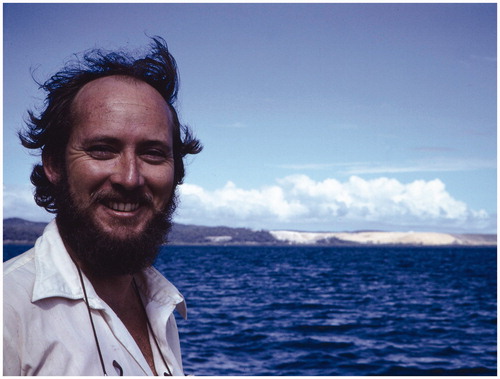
[270,230,496,246]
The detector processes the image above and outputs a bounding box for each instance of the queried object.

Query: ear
[42,152,62,185]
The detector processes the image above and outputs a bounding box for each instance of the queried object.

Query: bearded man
[3,37,202,376]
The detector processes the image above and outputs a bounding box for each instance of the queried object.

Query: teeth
[108,202,140,212]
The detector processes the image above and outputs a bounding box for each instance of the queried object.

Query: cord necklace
[76,264,172,376]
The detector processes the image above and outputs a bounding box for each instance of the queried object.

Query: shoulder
[4,247,36,273]
[4,248,36,300]
[3,248,37,374]
[4,248,37,337]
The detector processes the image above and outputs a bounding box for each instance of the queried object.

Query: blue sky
[3,3,497,233]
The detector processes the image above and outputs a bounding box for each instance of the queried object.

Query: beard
[55,179,176,278]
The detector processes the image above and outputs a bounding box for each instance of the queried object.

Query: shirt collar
[32,219,186,318]
[136,267,187,319]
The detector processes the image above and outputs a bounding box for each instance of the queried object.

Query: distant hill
[169,223,276,245]
[3,218,497,246]
[3,218,277,246]
[3,218,48,244]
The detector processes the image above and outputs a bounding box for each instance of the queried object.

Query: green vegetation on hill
[169,224,276,244]
[3,218,47,244]
[3,218,277,245]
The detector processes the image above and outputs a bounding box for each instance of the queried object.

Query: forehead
[72,75,171,115]
[70,76,173,138]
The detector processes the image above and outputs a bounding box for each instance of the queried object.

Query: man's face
[62,76,175,242]
[43,76,177,275]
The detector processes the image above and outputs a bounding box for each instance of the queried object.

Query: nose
[110,152,145,190]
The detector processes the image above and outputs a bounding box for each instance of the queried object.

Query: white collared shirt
[3,220,187,376]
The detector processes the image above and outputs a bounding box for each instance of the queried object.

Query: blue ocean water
[4,245,497,376]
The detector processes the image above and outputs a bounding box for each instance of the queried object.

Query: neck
[65,241,136,311]
[85,271,135,311]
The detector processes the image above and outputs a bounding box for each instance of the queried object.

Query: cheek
[148,167,175,199]
[66,160,111,196]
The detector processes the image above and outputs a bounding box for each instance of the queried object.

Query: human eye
[140,142,172,164]
[142,148,170,163]
[86,144,117,160]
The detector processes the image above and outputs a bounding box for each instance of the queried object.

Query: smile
[106,202,140,212]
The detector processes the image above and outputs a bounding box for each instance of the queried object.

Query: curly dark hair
[19,37,202,213]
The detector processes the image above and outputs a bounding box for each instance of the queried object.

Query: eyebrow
[82,136,120,145]
[82,136,172,151]
[140,140,173,153]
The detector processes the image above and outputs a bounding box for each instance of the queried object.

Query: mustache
[90,190,154,206]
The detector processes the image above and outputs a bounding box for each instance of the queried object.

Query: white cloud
[3,176,495,233]
[178,181,307,223]
[176,175,494,233]
[341,158,496,175]
[275,158,496,175]
[3,185,53,222]
[217,122,246,129]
